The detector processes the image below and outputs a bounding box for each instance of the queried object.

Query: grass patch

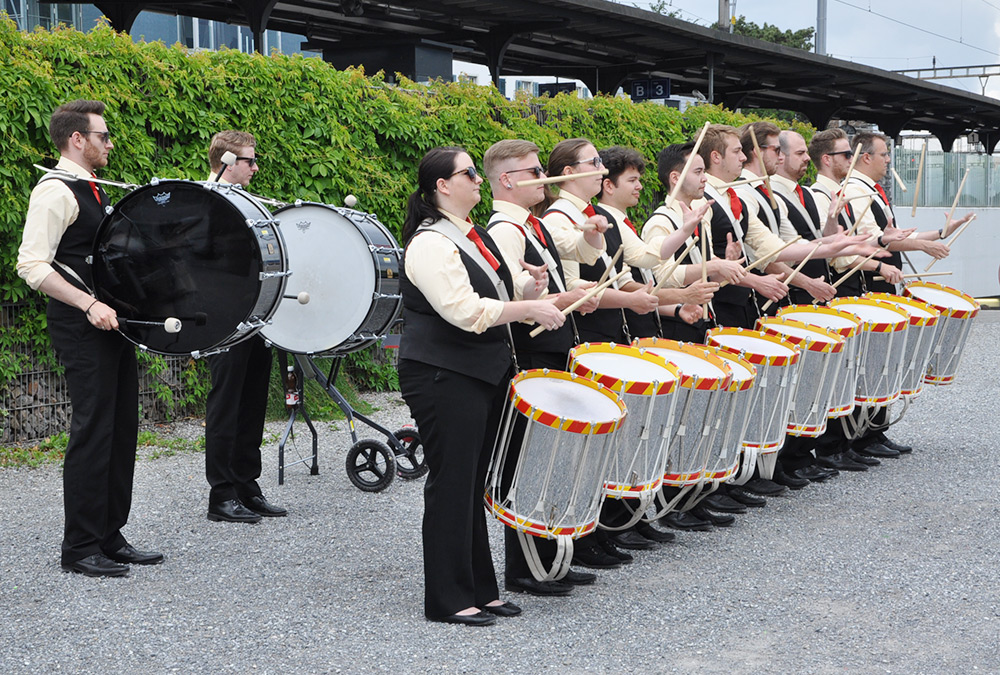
[137,429,205,459]
[0,432,68,468]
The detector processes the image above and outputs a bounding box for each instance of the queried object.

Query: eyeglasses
[81,130,111,144]
[868,152,892,159]
[236,156,258,167]
[760,144,780,152]
[450,166,479,181]
[826,150,854,159]
[570,156,603,169]
[506,166,544,178]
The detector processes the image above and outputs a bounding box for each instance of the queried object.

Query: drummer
[17,99,162,577]
[398,145,565,626]
[202,130,286,524]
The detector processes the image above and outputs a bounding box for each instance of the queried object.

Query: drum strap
[54,260,95,297]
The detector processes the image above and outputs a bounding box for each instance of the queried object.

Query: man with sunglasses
[18,99,162,577]
[203,130,286,523]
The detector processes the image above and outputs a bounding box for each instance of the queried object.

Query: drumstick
[749,127,777,210]
[714,175,767,190]
[845,196,874,237]
[718,236,802,287]
[924,214,976,272]
[830,145,864,217]
[597,248,623,285]
[665,121,711,209]
[891,167,907,193]
[119,317,183,334]
[820,248,881,301]
[911,141,926,218]
[529,269,630,337]
[874,271,952,281]
[945,167,971,225]
[760,241,823,311]
[515,169,608,188]
[700,227,708,319]
[653,237,699,291]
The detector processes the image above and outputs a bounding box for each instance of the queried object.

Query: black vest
[709,199,757,310]
[849,178,902,294]
[399,226,514,386]
[571,203,630,343]
[52,176,109,292]
[486,213,574,355]
[776,188,831,283]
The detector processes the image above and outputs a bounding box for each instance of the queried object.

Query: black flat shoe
[430,611,496,626]
[690,505,735,527]
[744,477,788,496]
[504,577,573,596]
[61,553,129,578]
[482,601,522,617]
[845,448,880,466]
[243,495,287,517]
[880,437,913,454]
[660,511,713,531]
[571,542,622,569]
[817,453,868,472]
[635,521,677,542]
[772,469,810,490]
[599,538,634,563]
[106,544,164,565]
[208,499,262,523]
[701,494,747,513]
[610,530,658,550]
[855,442,899,459]
[562,569,597,585]
[728,486,768,507]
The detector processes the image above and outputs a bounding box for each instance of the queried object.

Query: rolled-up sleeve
[642,213,688,288]
[17,180,78,290]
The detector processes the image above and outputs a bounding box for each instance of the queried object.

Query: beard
[83,140,107,169]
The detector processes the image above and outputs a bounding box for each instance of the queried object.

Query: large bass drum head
[92,180,268,355]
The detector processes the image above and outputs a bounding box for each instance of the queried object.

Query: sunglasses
[81,130,111,144]
[506,166,544,179]
[236,156,259,167]
[826,150,854,159]
[570,156,603,169]
[450,166,479,181]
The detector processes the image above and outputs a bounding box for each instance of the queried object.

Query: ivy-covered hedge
[0,20,813,407]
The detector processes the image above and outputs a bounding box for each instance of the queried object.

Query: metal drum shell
[903,282,980,386]
[829,298,909,407]
[866,292,941,398]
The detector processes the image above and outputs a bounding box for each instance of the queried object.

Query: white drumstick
[285,291,311,304]
[344,195,358,208]
[120,317,183,333]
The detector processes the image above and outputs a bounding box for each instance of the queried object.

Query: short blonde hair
[483,139,540,181]
[698,124,739,166]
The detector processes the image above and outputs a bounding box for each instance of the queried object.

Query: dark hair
[535,137,594,215]
[598,146,646,198]
[852,131,889,156]
[49,99,105,152]
[656,142,696,189]
[808,127,848,165]
[402,146,465,244]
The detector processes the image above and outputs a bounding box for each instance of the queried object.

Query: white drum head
[766,324,838,344]
[514,376,623,424]
[907,286,976,312]
[837,303,906,325]
[262,204,376,353]
[780,310,857,331]
[711,334,796,358]
[715,355,754,384]
[573,352,677,386]
[643,348,727,379]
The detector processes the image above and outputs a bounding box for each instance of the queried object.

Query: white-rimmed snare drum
[866,292,941,398]
[903,282,980,386]
[829,298,909,407]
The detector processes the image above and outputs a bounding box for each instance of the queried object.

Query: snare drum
[903,282,980,386]
[693,345,756,484]
[705,328,801,455]
[829,298,909,406]
[757,318,845,437]
[866,293,941,397]
[92,180,286,356]
[568,344,679,507]
[264,202,402,354]
[486,370,626,543]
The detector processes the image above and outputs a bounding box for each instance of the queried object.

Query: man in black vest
[17,99,162,577]
[204,130,286,523]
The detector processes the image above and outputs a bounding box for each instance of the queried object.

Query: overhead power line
[833,0,997,56]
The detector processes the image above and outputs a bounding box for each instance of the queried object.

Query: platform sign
[631,78,671,101]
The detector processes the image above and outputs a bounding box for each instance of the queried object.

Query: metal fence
[893,150,998,209]
[1,301,199,444]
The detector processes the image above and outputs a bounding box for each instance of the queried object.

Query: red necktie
[583,204,597,218]
[874,183,888,204]
[466,227,500,271]
[623,216,638,235]
[794,184,805,206]
[89,174,101,205]
[727,188,743,221]
[526,214,547,246]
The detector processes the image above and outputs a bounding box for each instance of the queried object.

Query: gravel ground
[2,312,999,674]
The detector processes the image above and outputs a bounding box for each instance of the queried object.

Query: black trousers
[714,301,758,330]
[660,316,710,344]
[47,300,138,566]
[204,335,272,504]
[399,359,505,619]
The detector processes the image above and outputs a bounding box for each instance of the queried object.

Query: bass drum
[263,202,402,354]
[92,180,287,357]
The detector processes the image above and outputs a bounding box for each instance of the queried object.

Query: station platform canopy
[58,0,1000,151]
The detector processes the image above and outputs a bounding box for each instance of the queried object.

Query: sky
[628,0,1000,99]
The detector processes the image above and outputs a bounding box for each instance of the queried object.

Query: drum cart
[276,350,426,493]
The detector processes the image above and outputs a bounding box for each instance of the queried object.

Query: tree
[728,15,815,51]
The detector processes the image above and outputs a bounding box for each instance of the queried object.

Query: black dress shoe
[817,453,868,471]
[572,542,622,569]
[635,521,677,542]
[660,511,713,531]
[106,544,164,565]
[208,499,262,523]
[855,442,900,459]
[796,464,838,481]
[563,569,597,585]
[599,538,634,563]
[504,577,573,596]
[61,553,129,578]
[242,494,287,517]
[430,611,496,626]
[701,494,748,513]
[744,477,788,496]
[728,486,768,507]
[691,505,735,527]
[845,448,880,466]
[482,601,522,617]
[880,437,913,454]
[610,530,658,550]
[772,468,810,490]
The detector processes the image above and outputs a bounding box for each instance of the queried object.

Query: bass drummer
[203,130,286,523]
[17,99,163,577]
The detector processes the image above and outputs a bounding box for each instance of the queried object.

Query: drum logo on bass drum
[295,220,311,233]
[153,191,171,206]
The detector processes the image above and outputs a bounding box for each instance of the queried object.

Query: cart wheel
[393,426,428,480]
[346,439,396,492]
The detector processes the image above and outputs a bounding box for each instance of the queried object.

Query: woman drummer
[399,146,565,626]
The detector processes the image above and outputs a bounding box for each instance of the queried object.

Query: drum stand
[277,352,319,485]
[276,351,426,492]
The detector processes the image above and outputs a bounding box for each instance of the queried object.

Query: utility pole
[816,0,827,55]
[718,0,731,32]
